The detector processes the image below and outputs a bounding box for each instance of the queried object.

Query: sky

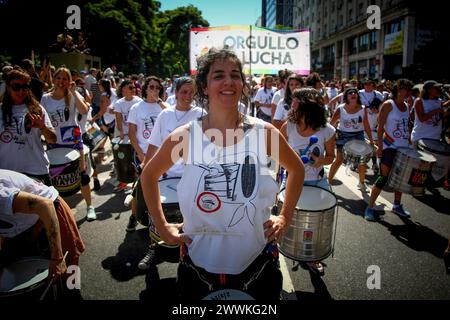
[159,0,262,27]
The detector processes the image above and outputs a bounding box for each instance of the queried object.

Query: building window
[388,19,404,34]
[324,45,335,66]
[369,58,377,78]
[358,59,368,78]
[349,61,357,79]
[369,30,378,50]
[359,33,369,52]
[349,36,358,55]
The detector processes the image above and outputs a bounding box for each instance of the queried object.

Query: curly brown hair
[287,88,327,131]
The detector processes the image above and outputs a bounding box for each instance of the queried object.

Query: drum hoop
[279,186,337,213]
[418,139,450,156]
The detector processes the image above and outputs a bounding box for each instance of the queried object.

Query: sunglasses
[128,86,136,90]
[348,91,358,95]
[10,83,30,92]
[148,85,161,90]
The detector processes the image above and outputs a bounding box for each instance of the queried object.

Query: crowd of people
[1,48,450,300]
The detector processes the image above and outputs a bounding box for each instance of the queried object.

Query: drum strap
[180,243,279,292]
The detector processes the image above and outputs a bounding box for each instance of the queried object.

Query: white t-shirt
[271,88,285,107]
[113,96,142,135]
[411,98,443,143]
[40,91,83,146]
[0,104,53,175]
[273,98,290,122]
[101,91,118,125]
[103,67,114,80]
[127,100,163,154]
[359,90,384,107]
[337,104,365,133]
[286,122,335,181]
[238,102,251,115]
[166,95,176,107]
[254,87,276,116]
[327,87,339,100]
[0,169,58,238]
[148,106,205,177]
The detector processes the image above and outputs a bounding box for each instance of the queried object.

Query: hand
[48,258,67,279]
[69,81,77,94]
[28,113,46,130]
[309,153,323,168]
[159,223,192,246]
[263,215,287,243]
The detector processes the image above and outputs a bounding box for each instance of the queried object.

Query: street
[67,147,450,301]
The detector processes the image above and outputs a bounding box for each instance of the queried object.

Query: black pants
[176,243,282,301]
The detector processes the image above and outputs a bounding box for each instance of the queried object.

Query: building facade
[262,0,294,28]
[290,0,450,81]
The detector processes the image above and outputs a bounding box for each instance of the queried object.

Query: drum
[148,177,182,249]
[85,121,107,152]
[112,136,135,183]
[417,139,450,182]
[0,257,50,299]
[278,185,337,262]
[47,148,81,197]
[343,140,373,166]
[202,289,254,300]
[83,144,93,177]
[388,147,436,196]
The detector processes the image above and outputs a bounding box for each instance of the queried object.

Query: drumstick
[39,251,68,301]
[301,135,319,164]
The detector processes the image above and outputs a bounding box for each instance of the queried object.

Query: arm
[28,112,57,144]
[310,132,336,169]
[264,123,304,242]
[128,123,145,162]
[12,192,66,277]
[143,144,158,166]
[70,87,88,115]
[115,112,125,139]
[91,95,109,122]
[140,126,190,245]
[330,107,341,128]
[414,98,443,122]
[376,102,391,158]
[363,108,375,145]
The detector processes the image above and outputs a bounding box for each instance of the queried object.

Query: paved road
[66,149,450,301]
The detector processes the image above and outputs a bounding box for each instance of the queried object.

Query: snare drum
[417,139,450,182]
[343,140,373,165]
[278,186,337,262]
[388,147,436,196]
[0,257,50,299]
[148,177,182,249]
[85,121,107,152]
[47,148,81,197]
[112,136,135,183]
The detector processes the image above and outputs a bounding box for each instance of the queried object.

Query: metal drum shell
[343,140,373,165]
[47,148,81,197]
[417,139,450,182]
[278,186,337,262]
[388,147,436,196]
[112,137,135,183]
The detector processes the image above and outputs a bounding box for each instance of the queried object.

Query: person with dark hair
[364,79,414,221]
[114,80,142,141]
[40,67,96,221]
[328,87,375,190]
[140,47,304,300]
[0,69,57,186]
[134,77,205,270]
[91,79,117,138]
[271,69,293,118]
[19,59,46,101]
[359,78,384,109]
[280,88,336,275]
[272,74,304,129]
[254,75,276,122]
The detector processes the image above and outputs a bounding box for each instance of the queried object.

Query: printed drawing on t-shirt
[392,118,409,139]
[343,115,363,130]
[194,152,259,228]
[0,115,27,146]
[142,116,158,139]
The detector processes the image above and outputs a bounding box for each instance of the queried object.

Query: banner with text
[190,25,311,75]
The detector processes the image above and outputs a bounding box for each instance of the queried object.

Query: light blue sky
[159,0,262,27]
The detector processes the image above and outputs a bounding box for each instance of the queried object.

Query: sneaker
[358,182,367,191]
[93,178,101,191]
[126,215,137,232]
[138,247,160,270]
[114,182,129,192]
[306,261,325,276]
[86,207,97,221]
[364,207,376,222]
[392,204,411,218]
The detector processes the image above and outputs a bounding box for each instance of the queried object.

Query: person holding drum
[140,48,304,300]
[411,80,450,191]
[280,87,336,276]
[364,79,414,221]
[0,69,57,186]
[40,67,97,221]
[0,169,85,277]
[133,77,205,270]
[328,87,375,190]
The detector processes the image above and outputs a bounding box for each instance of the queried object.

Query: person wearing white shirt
[359,79,384,108]
[272,74,304,129]
[254,76,276,122]
[114,80,142,140]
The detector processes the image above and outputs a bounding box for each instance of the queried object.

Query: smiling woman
[140,47,304,300]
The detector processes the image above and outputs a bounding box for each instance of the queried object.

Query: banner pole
[249,25,254,116]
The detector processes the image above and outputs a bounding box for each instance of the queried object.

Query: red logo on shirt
[0,131,13,143]
[197,192,221,214]
[143,130,151,139]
